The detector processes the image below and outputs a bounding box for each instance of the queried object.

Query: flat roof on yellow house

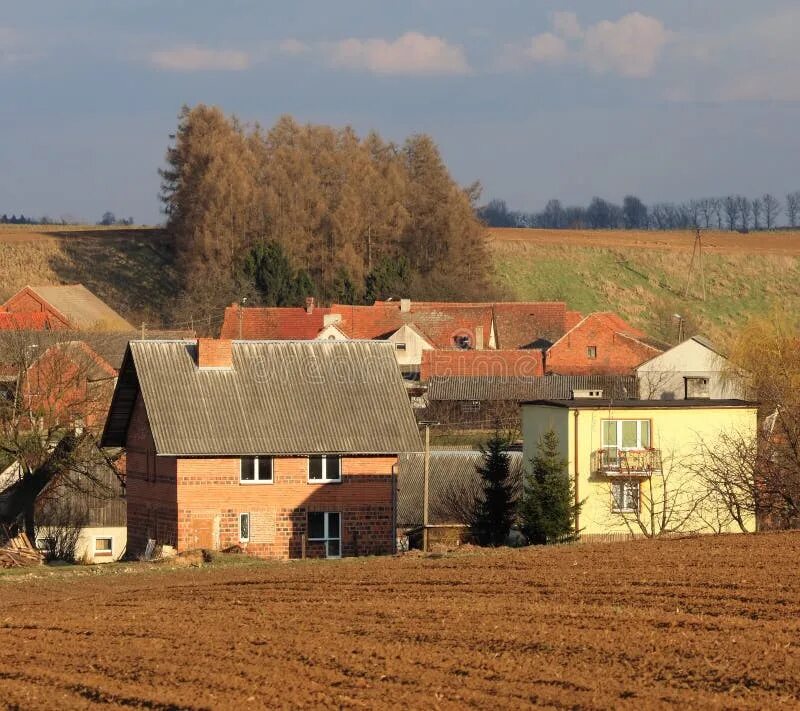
[522,398,756,409]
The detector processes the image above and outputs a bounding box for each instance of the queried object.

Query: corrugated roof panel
[119,340,422,455]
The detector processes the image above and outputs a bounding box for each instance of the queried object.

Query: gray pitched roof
[426,375,639,402]
[30,284,134,331]
[102,340,423,456]
[397,450,524,527]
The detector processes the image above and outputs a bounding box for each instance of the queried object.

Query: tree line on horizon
[480,192,800,232]
[160,104,496,319]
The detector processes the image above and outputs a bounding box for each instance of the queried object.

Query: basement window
[587,346,597,359]
[308,455,342,483]
[308,511,342,558]
[240,456,273,484]
[239,513,250,543]
[611,481,640,513]
[94,537,113,557]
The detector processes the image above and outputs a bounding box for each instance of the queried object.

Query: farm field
[1,532,800,709]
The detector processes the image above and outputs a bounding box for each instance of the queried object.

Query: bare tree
[604,449,708,538]
[723,196,739,231]
[699,198,714,229]
[711,198,724,229]
[0,329,119,541]
[786,191,800,228]
[763,193,781,230]
[751,198,763,231]
[736,196,752,231]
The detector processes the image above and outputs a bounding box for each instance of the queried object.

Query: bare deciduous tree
[786,191,800,228]
[762,193,781,230]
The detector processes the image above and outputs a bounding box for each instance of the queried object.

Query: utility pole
[419,421,438,552]
[684,228,706,301]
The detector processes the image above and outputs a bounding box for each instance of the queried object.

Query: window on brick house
[240,456,273,483]
[308,455,341,483]
[587,346,597,359]
[239,513,250,542]
[307,511,341,558]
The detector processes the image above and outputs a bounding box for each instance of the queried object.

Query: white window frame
[307,455,342,483]
[601,419,652,451]
[94,536,113,556]
[240,456,273,484]
[611,480,640,513]
[307,511,342,559]
[395,342,407,351]
[239,512,250,543]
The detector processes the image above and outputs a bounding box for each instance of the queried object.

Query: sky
[1,1,799,225]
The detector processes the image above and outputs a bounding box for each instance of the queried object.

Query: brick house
[101,339,422,559]
[546,313,667,376]
[2,284,134,332]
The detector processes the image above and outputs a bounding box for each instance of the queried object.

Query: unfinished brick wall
[546,314,660,375]
[174,454,397,559]
[125,395,178,556]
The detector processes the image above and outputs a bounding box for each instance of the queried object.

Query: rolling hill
[2,225,797,344]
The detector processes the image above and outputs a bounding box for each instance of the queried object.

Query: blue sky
[1,1,799,224]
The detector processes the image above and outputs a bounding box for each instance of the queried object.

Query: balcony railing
[594,448,662,477]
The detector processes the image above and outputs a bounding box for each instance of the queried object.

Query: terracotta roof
[31,341,117,382]
[329,303,404,339]
[492,302,568,348]
[220,305,332,340]
[102,340,423,456]
[408,305,494,350]
[420,349,543,381]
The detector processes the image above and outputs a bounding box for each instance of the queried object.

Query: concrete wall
[34,525,127,563]
[637,338,747,400]
[522,403,758,537]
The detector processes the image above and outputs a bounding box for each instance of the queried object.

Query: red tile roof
[421,349,544,380]
[492,302,569,348]
[220,305,332,340]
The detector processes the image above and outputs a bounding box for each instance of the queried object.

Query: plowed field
[2,533,800,709]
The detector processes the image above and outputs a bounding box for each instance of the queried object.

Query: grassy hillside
[0,225,180,327]
[1,225,797,344]
[491,228,800,346]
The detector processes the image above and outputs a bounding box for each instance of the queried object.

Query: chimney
[475,325,484,350]
[197,338,233,369]
[400,298,411,313]
[305,297,315,314]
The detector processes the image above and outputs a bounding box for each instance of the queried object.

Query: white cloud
[278,38,310,56]
[523,32,569,64]
[552,11,583,40]
[150,46,249,72]
[328,32,470,75]
[582,13,668,78]
[511,11,668,78]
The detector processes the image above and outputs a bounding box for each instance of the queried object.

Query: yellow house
[521,398,758,540]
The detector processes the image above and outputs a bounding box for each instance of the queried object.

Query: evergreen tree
[520,430,580,544]
[243,241,310,307]
[364,256,410,302]
[472,430,518,546]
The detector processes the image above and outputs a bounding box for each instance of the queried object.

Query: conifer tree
[520,430,581,544]
[473,430,518,546]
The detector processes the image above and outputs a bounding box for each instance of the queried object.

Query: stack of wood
[0,532,44,568]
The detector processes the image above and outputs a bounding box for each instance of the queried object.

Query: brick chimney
[305,297,315,314]
[197,338,233,369]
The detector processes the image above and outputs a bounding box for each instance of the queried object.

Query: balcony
[594,448,662,477]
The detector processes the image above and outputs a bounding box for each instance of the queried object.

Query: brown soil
[1,533,800,709]
[490,227,800,256]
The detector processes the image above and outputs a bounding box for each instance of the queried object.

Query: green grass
[493,241,800,346]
